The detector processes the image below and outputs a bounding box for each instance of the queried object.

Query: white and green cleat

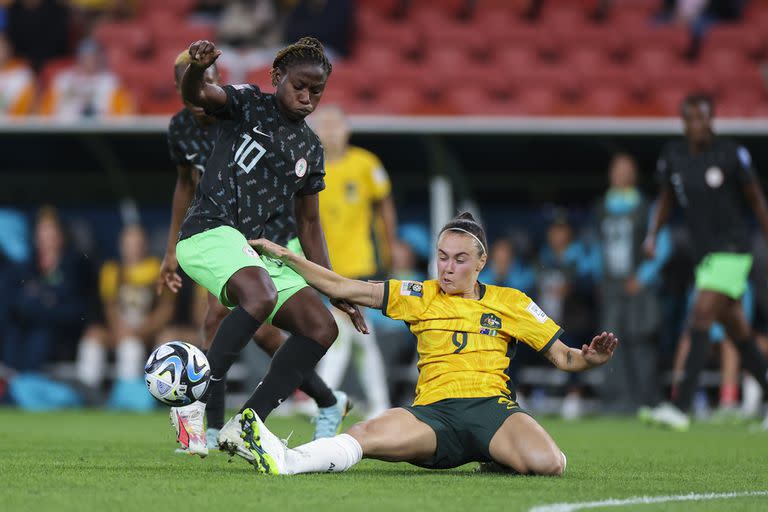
[217,413,255,463]
[240,408,286,475]
[639,402,691,432]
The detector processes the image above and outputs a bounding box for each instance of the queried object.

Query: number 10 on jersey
[235,128,267,174]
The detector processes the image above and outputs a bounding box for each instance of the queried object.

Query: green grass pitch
[1,409,766,511]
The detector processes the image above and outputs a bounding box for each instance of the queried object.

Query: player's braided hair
[270,37,332,87]
[439,212,488,258]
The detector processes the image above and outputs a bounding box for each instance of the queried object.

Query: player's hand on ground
[642,235,656,258]
[188,40,221,68]
[582,331,618,367]
[249,238,287,259]
[157,252,183,295]
[332,299,369,334]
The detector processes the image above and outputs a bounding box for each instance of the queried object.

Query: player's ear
[477,253,487,272]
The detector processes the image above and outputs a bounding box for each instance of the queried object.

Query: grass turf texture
[1,410,766,512]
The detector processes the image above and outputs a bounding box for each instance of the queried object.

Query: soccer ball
[144,341,210,406]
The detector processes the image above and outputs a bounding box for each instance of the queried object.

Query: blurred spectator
[284,0,354,58]
[595,153,670,413]
[0,32,34,116]
[537,214,597,419]
[39,39,134,119]
[75,224,173,410]
[656,0,746,58]
[479,237,536,294]
[215,0,283,83]
[3,207,86,373]
[7,0,69,72]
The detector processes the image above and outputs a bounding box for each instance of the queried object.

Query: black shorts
[403,396,528,470]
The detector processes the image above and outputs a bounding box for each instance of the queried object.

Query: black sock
[205,378,227,429]
[241,334,327,418]
[673,328,710,412]
[202,307,261,401]
[734,338,768,395]
[299,371,337,408]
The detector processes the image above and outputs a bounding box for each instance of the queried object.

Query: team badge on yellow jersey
[480,313,502,336]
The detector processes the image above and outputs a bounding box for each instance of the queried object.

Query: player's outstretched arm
[181,40,226,111]
[541,332,619,372]
[250,238,386,309]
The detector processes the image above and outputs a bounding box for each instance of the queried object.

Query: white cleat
[173,401,208,457]
[218,414,255,462]
[647,402,691,432]
[170,407,189,454]
[241,408,287,475]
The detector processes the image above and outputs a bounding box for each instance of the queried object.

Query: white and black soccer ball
[144,341,210,407]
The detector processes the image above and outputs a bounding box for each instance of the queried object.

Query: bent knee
[306,312,339,348]
[237,286,278,320]
[531,451,565,476]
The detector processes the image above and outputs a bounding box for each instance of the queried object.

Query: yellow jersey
[99,257,161,328]
[383,279,563,406]
[320,146,391,278]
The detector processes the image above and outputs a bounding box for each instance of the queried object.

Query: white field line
[529,490,768,512]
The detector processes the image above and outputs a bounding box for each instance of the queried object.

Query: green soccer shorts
[695,252,752,300]
[176,226,306,322]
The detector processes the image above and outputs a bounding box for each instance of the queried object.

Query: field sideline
[1,410,766,512]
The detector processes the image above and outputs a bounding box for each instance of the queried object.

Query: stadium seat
[494,47,538,74]
[626,25,689,56]
[422,23,491,59]
[153,24,216,56]
[92,22,151,57]
[244,67,275,93]
[582,85,631,116]
[705,25,766,60]
[514,88,558,116]
[632,47,684,78]
[355,20,421,59]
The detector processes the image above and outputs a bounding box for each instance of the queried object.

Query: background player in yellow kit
[242,212,619,476]
[312,105,397,417]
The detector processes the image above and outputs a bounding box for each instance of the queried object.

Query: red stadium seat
[705,25,766,60]
[494,47,538,74]
[626,25,690,56]
[561,47,613,76]
[355,20,421,59]
[93,22,151,57]
[422,23,491,59]
[632,47,684,78]
[552,26,629,61]
[699,47,756,81]
[153,24,216,55]
[582,85,631,116]
[514,88,558,116]
[244,67,275,93]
